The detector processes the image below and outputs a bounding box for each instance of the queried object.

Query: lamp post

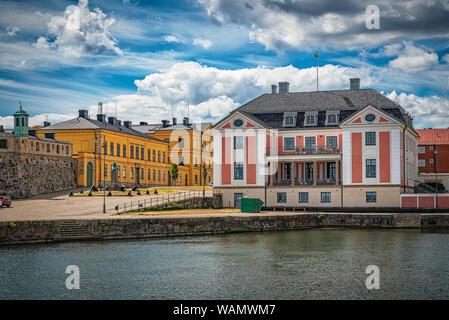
[102,135,106,214]
[434,146,438,212]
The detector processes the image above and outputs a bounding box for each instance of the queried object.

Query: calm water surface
[1,229,449,299]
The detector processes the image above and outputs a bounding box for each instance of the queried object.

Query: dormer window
[325,110,340,126]
[304,111,318,126]
[282,112,297,127]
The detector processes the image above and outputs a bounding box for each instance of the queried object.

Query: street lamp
[102,135,106,213]
[434,146,438,212]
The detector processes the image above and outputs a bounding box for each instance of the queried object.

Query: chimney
[0,125,4,132]
[108,117,118,126]
[350,78,360,90]
[139,121,148,126]
[124,121,132,128]
[117,120,122,126]
[28,129,37,137]
[162,120,169,128]
[172,117,177,125]
[44,132,55,140]
[97,114,106,122]
[271,84,278,94]
[278,82,289,93]
[43,121,51,127]
[78,109,89,118]
[183,117,190,126]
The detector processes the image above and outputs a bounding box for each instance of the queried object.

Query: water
[1,229,449,299]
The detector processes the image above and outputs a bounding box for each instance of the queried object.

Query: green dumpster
[241,198,264,213]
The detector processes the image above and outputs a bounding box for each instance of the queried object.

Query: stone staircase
[58,220,90,239]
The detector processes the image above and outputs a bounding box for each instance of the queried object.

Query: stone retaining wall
[421,214,449,228]
[0,213,425,245]
[0,153,77,199]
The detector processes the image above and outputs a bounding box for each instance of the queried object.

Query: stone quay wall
[0,153,77,199]
[0,213,427,245]
[421,214,449,228]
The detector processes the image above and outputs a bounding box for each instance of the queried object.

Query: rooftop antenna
[115,95,118,118]
[171,95,174,120]
[186,88,190,119]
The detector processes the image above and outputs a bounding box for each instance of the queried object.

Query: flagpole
[316,52,319,91]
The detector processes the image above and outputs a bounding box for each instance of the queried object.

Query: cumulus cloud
[386,90,449,128]
[164,35,181,43]
[197,0,449,51]
[0,113,74,129]
[388,43,438,72]
[193,38,213,49]
[6,25,20,36]
[35,0,122,57]
[443,53,449,64]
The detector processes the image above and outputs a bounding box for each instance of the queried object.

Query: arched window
[22,118,24,126]
[47,144,50,152]
[16,118,19,127]
[56,145,60,154]
[36,142,39,151]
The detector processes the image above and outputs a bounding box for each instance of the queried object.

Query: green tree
[170,163,179,186]
[202,162,208,197]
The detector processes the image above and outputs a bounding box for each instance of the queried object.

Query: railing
[271,178,340,186]
[113,189,221,214]
[266,146,340,156]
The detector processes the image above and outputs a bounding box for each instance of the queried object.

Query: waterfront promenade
[0,189,218,222]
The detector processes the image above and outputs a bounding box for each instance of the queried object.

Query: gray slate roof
[133,122,212,133]
[224,88,413,130]
[40,117,167,143]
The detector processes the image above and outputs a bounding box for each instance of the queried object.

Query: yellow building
[133,117,213,186]
[38,110,170,188]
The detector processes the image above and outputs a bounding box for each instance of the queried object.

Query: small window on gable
[304,111,318,126]
[325,111,340,125]
[282,112,297,127]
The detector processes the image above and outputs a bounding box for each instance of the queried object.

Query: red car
[0,196,12,208]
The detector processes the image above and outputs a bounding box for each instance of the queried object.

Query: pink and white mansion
[212,79,419,208]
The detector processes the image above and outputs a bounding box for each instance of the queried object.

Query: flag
[314,52,318,57]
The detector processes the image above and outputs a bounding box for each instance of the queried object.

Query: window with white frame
[304,111,318,126]
[365,132,376,146]
[325,111,339,125]
[234,162,244,180]
[366,159,376,178]
[284,137,295,150]
[305,137,316,150]
[234,136,243,149]
[326,136,337,149]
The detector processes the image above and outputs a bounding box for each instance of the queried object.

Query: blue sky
[1,0,449,128]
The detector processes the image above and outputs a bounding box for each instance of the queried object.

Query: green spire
[14,101,29,137]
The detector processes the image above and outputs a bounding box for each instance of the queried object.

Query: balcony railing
[272,178,340,186]
[266,146,340,156]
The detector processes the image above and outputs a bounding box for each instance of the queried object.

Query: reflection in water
[0,229,448,299]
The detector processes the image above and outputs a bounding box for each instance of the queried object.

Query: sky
[0,0,449,129]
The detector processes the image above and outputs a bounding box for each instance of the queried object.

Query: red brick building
[416,128,449,190]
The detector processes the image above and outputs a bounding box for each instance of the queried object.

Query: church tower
[14,101,29,137]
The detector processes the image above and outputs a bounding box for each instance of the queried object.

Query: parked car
[0,195,12,208]
[208,182,214,187]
